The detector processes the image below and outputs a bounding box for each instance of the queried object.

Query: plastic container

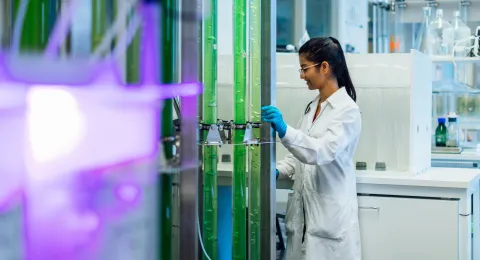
[428,9,452,56]
[435,117,448,147]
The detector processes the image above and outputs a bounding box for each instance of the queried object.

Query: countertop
[355,167,480,189]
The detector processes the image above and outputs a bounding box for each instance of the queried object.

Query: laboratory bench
[217,164,480,260]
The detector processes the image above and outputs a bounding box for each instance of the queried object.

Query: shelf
[431,56,480,64]
[433,88,480,94]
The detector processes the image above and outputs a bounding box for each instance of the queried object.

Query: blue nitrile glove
[261,106,287,138]
[276,169,279,179]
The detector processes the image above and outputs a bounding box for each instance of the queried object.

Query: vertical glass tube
[377,2,384,53]
[382,2,390,53]
[372,2,378,53]
[13,0,49,51]
[160,0,177,259]
[248,0,261,258]
[390,1,406,53]
[91,0,107,51]
[459,1,468,23]
[126,4,140,83]
[202,0,218,259]
[233,0,247,259]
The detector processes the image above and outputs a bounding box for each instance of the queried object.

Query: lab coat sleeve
[280,107,361,166]
[277,153,298,180]
[276,114,304,180]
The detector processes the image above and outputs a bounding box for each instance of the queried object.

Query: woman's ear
[321,61,330,74]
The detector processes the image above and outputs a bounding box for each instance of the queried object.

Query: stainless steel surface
[180,0,200,259]
[260,0,276,259]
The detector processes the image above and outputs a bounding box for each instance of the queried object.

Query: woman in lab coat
[262,37,362,260]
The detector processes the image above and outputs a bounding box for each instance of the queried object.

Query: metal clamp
[205,124,223,146]
[243,123,260,145]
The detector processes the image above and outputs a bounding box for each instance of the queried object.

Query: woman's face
[299,54,330,91]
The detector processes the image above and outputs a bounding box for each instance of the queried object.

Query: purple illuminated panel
[0,2,202,259]
[24,83,200,260]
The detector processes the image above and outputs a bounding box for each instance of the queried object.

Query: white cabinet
[358,195,459,260]
[356,168,480,260]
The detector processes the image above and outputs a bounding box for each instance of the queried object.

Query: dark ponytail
[298,36,357,102]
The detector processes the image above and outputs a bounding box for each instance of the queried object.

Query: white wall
[217,0,234,55]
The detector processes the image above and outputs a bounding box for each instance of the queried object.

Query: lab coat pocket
[304,189,347,240]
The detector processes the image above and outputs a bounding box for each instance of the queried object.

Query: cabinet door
[358,195,459,260]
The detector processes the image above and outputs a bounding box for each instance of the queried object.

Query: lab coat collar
[320,87,347,110]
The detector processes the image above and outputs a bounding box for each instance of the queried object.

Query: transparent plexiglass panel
[25,82,201,260]
[0,83,27,259]
[0,1,203,259]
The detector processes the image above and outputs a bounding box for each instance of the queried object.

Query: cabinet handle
[460,213,471,217]
[359,206,380,210]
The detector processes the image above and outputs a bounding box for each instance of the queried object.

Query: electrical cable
[197,208,212,260]
[451,36,477,69]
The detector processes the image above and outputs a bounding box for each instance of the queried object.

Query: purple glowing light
[0,2,203,259]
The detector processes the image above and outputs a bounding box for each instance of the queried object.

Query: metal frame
[179,0,200,259]
[260,0,276,259]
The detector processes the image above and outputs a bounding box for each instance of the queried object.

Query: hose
[451,36,477,68]
[111,12,142,61]
[11,0,29,55]
[90,0,139,61]
[44,0,80,57]
[197,209,212,260]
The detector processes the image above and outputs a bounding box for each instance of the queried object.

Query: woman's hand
[261,106,287,138]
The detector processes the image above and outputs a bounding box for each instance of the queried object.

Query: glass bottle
[435,117,448,147]
[443,11,472,85]
[443,11,471,57]
[414,7,432,53]
[446,115,459,147]
[427,9,452,56]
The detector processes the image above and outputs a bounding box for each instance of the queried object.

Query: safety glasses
[298,63,320,76]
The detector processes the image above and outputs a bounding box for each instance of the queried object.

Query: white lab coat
[277,87,362,260]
